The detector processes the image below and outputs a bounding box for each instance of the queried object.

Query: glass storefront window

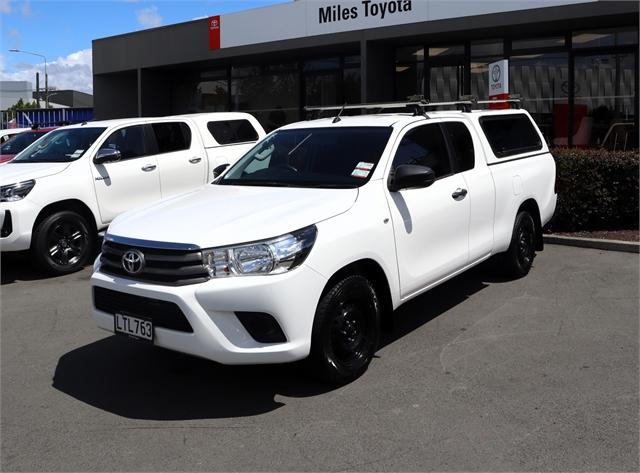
[396,63,424,100]
[343,68,361,104]
[470,57,501,100]
[429,45,464,57]
[304,58,340,71]
[396,46,424,62]
[572,28,639,48]
[193,80,228,112]
[510,53,569,146]
[232,72,299,132]
[512,36,566,50]
[395,45,424,100]
[306,72,339,107]
[344,55,361,66]
[574,53,636,149]
[471,40,503,57]
[231,65,260,77]
[170,69,229,114]
[429,65,463,102]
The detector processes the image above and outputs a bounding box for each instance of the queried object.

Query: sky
[0,0,290,95]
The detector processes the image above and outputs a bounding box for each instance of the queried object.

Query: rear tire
[309,275,380,385]
[31,210,95,275]
[500,210,536,279]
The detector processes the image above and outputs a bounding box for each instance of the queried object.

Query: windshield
[0,131,49,156]
[12,127,106,163]
[219,127,393,188]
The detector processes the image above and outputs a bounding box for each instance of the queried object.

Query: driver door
[386,122,470,299]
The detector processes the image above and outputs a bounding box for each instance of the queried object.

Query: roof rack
[304,94,522,120]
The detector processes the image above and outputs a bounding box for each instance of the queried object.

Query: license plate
[114,313,153,342]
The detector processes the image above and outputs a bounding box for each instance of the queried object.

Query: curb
[544,234,640,254]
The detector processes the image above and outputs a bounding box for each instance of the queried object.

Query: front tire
[501,210,537,278]
[31,210,95,275]
[310,275,381,384]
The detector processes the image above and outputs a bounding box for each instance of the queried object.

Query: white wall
[0,81,34,110]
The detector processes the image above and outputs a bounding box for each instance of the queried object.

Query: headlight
[0,180,35,202]
[202,225,317,278]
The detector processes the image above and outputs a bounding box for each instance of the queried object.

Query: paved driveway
[1,245,638,471]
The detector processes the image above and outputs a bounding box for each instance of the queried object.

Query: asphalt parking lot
[1,245,638,472]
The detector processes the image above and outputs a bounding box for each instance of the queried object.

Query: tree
[6,98,40,112]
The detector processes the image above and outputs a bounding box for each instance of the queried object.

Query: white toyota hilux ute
[90,105,556,384]
[0,113,265,274]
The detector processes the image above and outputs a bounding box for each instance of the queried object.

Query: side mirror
[93,148,121,165]
[212,163,229,178]
[388,164,436,192]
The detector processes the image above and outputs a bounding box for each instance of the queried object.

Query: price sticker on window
[351,162,374,179]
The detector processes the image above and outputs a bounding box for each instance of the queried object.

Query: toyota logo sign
[122,249,145,274]
[491,65,501,83]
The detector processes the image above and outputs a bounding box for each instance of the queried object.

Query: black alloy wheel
[502,210,537,278]
[310,275,380,384]
[516,214,536,270]
[32,210,95,275]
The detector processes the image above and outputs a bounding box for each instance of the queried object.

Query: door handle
[189,157,202,164]
[141,164,157,172]
[452,188,468,200]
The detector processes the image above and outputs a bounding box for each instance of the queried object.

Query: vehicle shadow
[380,263,491,349]
[1,238,102,285]
[52,263,495,421]
[1,252,46,284]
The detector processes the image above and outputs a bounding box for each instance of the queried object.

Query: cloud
[20,0,31,16]
[0,0,11,14]
[0,48,94,94]
[137,5,162,29]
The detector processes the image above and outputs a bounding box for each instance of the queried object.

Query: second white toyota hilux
[91,101,556,383]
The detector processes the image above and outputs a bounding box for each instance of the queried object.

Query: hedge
[549,148,639,232]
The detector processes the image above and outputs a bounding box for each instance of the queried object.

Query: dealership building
[93,0,638,148]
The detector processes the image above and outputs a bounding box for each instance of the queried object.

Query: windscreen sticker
[356,162,374,170]
[351,168,370,179]
[69,149,84,158]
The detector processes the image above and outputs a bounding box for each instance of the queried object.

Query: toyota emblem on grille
[122,249,145,274]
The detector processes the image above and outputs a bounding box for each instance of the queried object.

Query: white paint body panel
[90,109,557,364]
[0,113,265,252]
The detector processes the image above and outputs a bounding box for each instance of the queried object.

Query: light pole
[9,48,48,108]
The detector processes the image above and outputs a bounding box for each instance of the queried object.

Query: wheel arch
[32,199,99,241]
[320,258,394,332]
[517,198,543,251]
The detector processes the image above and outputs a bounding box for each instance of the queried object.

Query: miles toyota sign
[208,0,590,51]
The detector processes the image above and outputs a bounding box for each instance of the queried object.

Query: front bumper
[0,199,40,252]
[90,264,328,364]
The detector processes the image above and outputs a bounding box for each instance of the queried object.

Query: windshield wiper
[219,179,292,187]
[303,183,358,189]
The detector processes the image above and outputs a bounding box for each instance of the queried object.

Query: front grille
[100,239,209,286]
[93,286,193,333]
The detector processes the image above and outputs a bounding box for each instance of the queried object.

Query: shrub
[549,148,639,231]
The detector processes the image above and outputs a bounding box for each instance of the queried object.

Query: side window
[392,124,452,178]
[207,120,259,145]
[479,114,543,158]
[102,125,146,160]
[151,122,192,154]
[443,122,475,172]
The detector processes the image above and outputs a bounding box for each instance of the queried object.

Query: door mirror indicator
[94,148,122,165]
[388,164,436,192]
[212,163,229,178]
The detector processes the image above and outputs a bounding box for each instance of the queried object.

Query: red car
[0,127,57,165]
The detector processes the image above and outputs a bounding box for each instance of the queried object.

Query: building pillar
[361,39,395,104]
